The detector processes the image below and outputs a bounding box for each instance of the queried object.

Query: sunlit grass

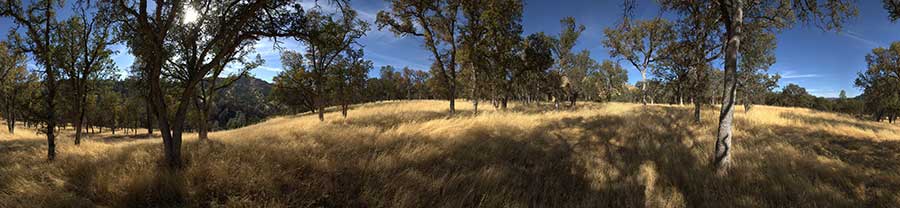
[2,100,900,207]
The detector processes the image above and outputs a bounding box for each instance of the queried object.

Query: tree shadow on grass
[87,133,158,144]
[541,105,900,207]
[734,116,900,207]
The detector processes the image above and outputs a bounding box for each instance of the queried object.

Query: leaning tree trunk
[148,64,182,168]
[713,0,742,175]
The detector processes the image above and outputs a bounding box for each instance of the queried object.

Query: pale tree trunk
[554,94,560,111]
[713,0,742,175]
[694,99,702,123]
[640,71,648,105]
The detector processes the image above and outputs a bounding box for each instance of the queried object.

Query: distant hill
[212,76,283,129]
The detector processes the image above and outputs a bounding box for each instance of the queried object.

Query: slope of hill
[2,100,900,207]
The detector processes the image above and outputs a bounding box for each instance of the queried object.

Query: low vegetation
[2,100,899,207]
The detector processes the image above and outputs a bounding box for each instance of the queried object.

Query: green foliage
[856,42,900,121]
[603,17,674,104]
[517,32,557,101]
[886,0,900,21]
[775,84,816,108]
[594,60,629,102]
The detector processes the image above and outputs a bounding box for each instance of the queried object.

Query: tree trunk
[146,103,153,135]
[640,71,648,105]
[198,108,209,140]
[317,97,325,122]
[74,99,85,145]
[147,61,182,168]
[570,91,577,108]
[46,73,57,161]
[6,101,14,134]
[713,0,742,175]
[694,99,702,123]
[554,94,560,111]
[473,71,479,114]
[449,82,456,115]
[197,98,210,140]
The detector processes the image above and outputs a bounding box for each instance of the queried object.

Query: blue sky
[2,0,898,98]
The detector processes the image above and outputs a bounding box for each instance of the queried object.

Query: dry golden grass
[2,100,900,207]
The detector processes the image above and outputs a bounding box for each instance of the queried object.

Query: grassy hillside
[2,100,900,207]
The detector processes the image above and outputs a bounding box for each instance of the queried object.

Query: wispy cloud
[841,30,882,48]
[779,70,821,79]
[256,66,283,72]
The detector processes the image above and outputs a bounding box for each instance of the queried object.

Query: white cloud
[256,65,283,72]
[842,30,882,48]
[781,74,821,79]
[778,70,821,79]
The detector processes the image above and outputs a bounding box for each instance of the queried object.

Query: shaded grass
[1,101,900,207]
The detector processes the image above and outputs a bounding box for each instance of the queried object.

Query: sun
[182,5,199,24]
